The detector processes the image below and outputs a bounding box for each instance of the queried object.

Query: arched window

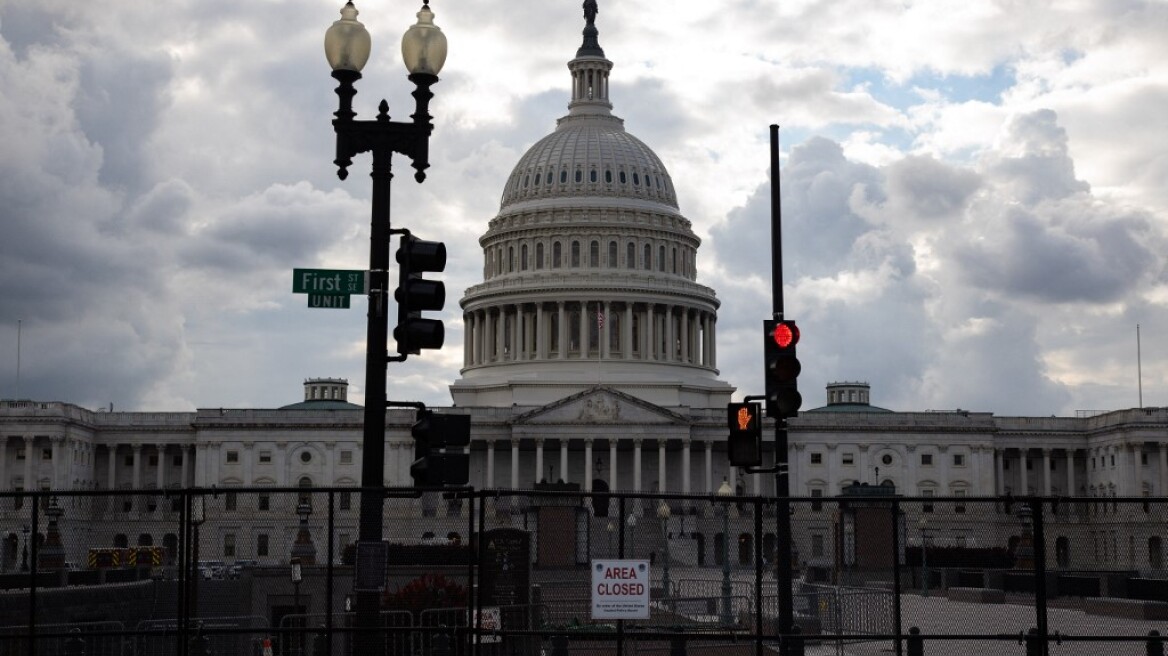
[590,169,597,183]
[643,244,651,270]
[619,170,627,184]
[560,170,568,184]
[608,241,618,268]
[590,241,599,267]
[553,242,562,268]
[672,247,677,273]
[626,242,635,268]
[536,243,544,269]
[575,169,583,183]
[633,172,640,186]
[521,244,529,271]
[658,245,665,271]
[534,172,541,186]
[605,169,613,184]
[572,241,581,267]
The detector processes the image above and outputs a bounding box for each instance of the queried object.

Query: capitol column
[242,442,254,487]
[645,305,655,360]
[23,437,35,490]
[558,302,568,359]
[602,301,612,359]
[658,439,667,492]
[579,302,589,359]
[509,438,520,489]
[994,448,1005,495]
[131,444,143,490]
[156,445,167,490]
[584,439,593,492]
[536,303,546,359]
[485,441,495,488]
[682,439,692,496]
[700,313,710,366]
[705,315,714,368]
[680,308,689,363]
[560,440,569,484]
[194,443,209,487]
[665,306,675,361]
[704,441,713,494]
[50,436,63,489]
[535,439,545,484]
[509,306,519,360]
[1041,448,1052,495]
[1018,449,1029,495]
[180,445,190,488]
[633,439,643,493]
[609,440,618,491]
[623,303,633,359]
[1066,449,1076,496]
[0,437,7,491]
[496,308,506,362]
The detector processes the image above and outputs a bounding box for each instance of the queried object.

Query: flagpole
[1137,323,1143,409]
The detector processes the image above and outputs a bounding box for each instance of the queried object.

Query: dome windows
[560,170,568,184]
[521,244,529,271]
[523,175,530,188]
[626,242,635,268]
[575,169,583,183]
[643,244,651,270]
[553,242,562,268]
[619,170,627,184]
[633,172,640,186]
[536,243,545,269]
[571,241,581,267]
[658,245,665,272]
[604,169,613,184]
[534,173,541,186]
[590,241,600,267]
[608,241,617,268]
[589,169,597,183]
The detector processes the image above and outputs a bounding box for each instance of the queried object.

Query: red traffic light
[773,322,799,349]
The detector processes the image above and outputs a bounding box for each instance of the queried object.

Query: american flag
[597,309,605,330]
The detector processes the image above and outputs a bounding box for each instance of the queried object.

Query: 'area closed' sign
[591,559,650,619]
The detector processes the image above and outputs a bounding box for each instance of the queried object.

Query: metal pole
[28,495,39,656]
[770,123,796,656]
[356,142,393,655]
[921,524,928,598]
[721,505,732,625]
[325,491,334,656]
[891,501,903,656]
[1033,501,1048,656]
[295,580,302,656]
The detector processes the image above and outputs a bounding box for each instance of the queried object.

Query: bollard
[1025,628,1042,656]
[1149,630,1165,656]
[64,628,85,656]
[906,627,923,656]
[788,625,804,656]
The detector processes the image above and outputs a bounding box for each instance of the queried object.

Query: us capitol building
[3,5,1167,575]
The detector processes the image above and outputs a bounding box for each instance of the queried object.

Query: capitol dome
[450,3,733,409]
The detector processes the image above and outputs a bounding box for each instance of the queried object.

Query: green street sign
[293,269,366,295]
[308,294,351,309]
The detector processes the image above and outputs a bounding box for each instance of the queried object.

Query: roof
[805,403,894,413]
[278,399,362,411]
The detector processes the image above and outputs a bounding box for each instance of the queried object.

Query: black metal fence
[1,487,1167,655]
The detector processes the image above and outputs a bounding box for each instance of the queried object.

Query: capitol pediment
[513,386,690,426]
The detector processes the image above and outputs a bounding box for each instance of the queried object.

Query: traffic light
[727,402,762,467]
[410,410,471,486]
[764,319,802,419]
[394,235,447,355]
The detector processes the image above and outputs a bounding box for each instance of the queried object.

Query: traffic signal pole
[770,124,796,655]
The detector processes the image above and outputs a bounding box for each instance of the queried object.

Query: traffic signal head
[726,402,762,467]
[764,319,802,419]
[410,409,471,486]
[394,235,447,355]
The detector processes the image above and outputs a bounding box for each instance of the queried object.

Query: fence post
[906,627,922,656]
[431,632,452,656]
[1149,630,1164,656]
[1025,627,1041,656]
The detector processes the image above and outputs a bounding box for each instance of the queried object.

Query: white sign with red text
[591,559,650,619]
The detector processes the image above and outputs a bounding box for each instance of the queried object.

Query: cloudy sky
[1,0,1166,416]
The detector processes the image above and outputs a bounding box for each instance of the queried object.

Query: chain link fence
[1,488,1167,655]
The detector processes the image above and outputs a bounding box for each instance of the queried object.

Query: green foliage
[382,572,467,614]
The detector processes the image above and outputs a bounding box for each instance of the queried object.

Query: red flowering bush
[382,572,467,615]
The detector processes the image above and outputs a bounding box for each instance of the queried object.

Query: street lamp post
[291,557,304,656]
[718,480,734,626]
[39,496,66,572]
[607,521,615,557]
[920,515,929,597]
[657,500,672,604]
[324,2,447,652]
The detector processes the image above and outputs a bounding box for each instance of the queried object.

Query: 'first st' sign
[590,559,649,620]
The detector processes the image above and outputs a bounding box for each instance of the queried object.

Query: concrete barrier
[946,587,1005,604]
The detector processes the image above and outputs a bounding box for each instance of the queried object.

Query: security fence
[1,487,1167,655]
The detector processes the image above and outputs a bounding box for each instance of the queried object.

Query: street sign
[293,269,366,295]
[308,294,351,309]
[590,559,650,620]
